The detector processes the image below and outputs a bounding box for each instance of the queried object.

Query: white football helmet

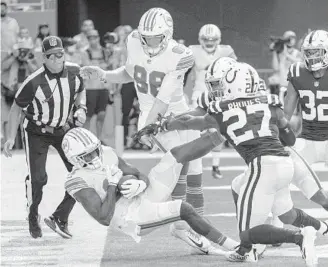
[220,62,261,100]
[62,128,103,170]
[205,57,237,98]
[301,30,328,71]
[198,24,221,53]
[138,8,173,57]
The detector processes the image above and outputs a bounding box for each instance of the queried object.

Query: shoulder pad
[287,62,304,81]
[208,100,222,114]
[175,48,194,71]
[131,30,140,39]
[172,44,186,54]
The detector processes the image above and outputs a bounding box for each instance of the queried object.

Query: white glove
[121,179,147,199]
[106,165,123,186]
[80,66,107,83]
[73,108,86,127]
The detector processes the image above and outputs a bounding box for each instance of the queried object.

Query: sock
[180,202,238,250]
[171,163,188,202]
[186,173,204,215]
[212,152,220,167]
[290,208,321,231]
[240,224,303,248]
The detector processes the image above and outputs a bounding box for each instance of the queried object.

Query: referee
[4,36,87,239]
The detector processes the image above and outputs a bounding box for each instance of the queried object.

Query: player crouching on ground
[62,127,239,255]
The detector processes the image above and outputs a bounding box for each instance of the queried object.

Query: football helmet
[62,128,103,170]
[205,57,237,98]
[198,24,221,53]
[220,62,261,100]
[301,30,328,71]
[138,8,173,57]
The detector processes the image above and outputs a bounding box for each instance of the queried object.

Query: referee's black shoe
[44,216,72,239]
[28,214,42,238]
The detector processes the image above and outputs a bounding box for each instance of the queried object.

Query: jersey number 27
[134,65,166,97]
[223,104,272,145]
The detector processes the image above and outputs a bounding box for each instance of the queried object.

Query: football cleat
[28,213,42,238]
[170,224,224,255]
[299,226,318,267]
[226,245,258,263]
[212,166,223,179]
[44,216,72,239]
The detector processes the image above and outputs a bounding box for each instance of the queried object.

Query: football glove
[106,165,123,186]
[120,179,147,199]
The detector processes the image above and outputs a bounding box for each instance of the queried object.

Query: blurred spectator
[271,31,302,88]
[1,27,38,149]
[111,25,138,148]
[62,37,83,65]
[1,1,19,56]
[35,23,51,50]
[81,29,111,142]
[73,19,94,51]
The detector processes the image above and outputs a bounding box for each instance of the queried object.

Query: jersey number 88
[134,65,166,97]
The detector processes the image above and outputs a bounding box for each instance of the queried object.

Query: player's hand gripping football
[106,164,123,186]
[120,179,147,199]
[80,66,107,83]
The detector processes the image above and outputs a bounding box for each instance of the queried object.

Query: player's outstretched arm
[73,186,117,226]
[276,108,296,146]
[166,113,218,131]
[80,65,133,84]
[171,130,225,164]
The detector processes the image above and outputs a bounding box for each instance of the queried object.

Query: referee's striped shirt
[15,62,84,128]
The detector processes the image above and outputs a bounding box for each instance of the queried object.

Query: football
[117,175,139,192]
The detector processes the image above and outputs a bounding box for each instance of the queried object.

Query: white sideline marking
[205,208,327,219]
[119,150,241,159]
[203,181,328,191]
[265,244,328,258]
[203,164,328,172]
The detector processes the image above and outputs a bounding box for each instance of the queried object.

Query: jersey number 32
[223,104,272,145]
[134,65,166,97]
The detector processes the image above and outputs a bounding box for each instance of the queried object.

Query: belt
[30,120,71,134]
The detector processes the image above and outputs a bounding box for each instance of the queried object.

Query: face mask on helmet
[205,77,225,99]
[75,144,103,170]
[303,48,327,71]
[200,37,219,53]
[140,34,167,56]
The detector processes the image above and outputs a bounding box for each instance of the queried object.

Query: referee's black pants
[23,128,75,222]
[121,83,137,146]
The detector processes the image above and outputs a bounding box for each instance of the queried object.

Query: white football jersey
[65,147,120,201]
[189,44,237,92]
[125,30,194,128]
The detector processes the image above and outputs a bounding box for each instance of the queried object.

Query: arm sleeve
[65,176,90,197]
[197,91,212,110]
[15,78,35,108]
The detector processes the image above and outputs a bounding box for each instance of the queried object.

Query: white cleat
[170,224,223,255]
[225,246,258,263]
[300,226,318,267]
